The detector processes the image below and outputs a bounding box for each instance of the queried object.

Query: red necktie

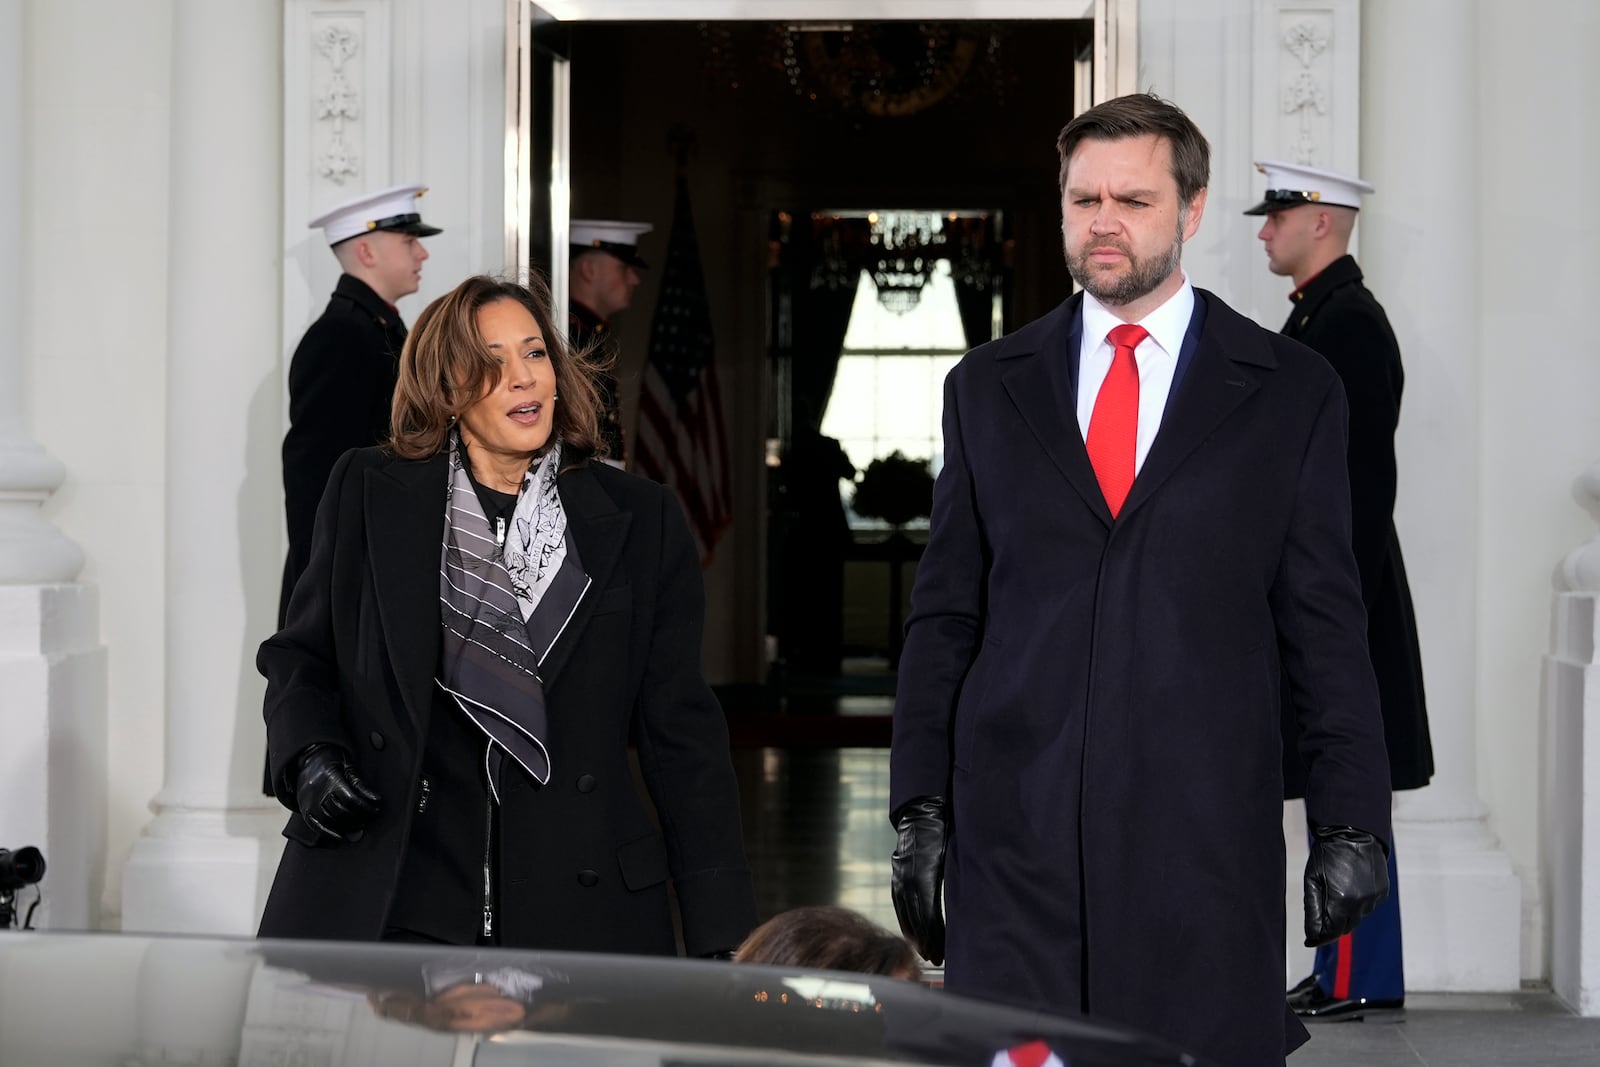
[1085,323,1148,517]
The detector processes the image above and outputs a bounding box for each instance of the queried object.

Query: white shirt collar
[1080,274,1195,364]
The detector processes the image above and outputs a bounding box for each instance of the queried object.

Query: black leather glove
[294,743,382,843]
[890,796,949,966]
[1303,825,1389,947]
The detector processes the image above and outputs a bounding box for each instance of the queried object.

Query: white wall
[26,0,175,926]
[283,0,509,376]
[1472,0,1600,978]
[1136,0,1262,310]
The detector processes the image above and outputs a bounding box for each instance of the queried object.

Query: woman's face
[459,298,557,466]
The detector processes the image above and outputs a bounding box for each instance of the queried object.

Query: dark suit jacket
[890,289,1392,1067]
[257,448,757,957]
[1280,255,1433,794]
[279,274,408,626]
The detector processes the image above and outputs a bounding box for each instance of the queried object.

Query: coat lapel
[999,295,1116,526]
[366,453,449,732]
[1119,291,1275,519]
[536,464,631,689]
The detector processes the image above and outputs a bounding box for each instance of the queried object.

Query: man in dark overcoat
[279,182,440,626]
[1248,159,1434,1021]
[889,94,1394,1067]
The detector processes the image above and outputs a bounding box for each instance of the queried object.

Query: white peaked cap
[1243,160,1375,215]
[570,219,654,268]
[309,182,442,245]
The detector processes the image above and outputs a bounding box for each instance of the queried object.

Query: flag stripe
[633,171,732,563]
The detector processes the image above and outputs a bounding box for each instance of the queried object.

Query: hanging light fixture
[868,211,940,314]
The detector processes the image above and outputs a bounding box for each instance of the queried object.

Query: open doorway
[523,16,1094,713]
[513,7,1106,931]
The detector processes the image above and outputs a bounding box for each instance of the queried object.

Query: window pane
[816,231,979,527]
[875,359,936,440]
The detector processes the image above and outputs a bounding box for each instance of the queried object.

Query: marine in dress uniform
[268,183,441,792]
[569,219,651,467]
[1247,159,1434,1022]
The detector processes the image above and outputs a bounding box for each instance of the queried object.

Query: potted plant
[851,451,936,528]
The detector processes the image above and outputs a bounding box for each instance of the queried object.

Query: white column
[0,1,80,585]
[0,0,107,932]
[121,0,287,935]
[1544,462,1600,1015]
[1362,0,1519,991]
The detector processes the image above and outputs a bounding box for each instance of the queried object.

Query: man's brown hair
[390,274,605,462]
[1056,91,1211,205]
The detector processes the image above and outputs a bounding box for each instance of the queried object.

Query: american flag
[633,173,732,563]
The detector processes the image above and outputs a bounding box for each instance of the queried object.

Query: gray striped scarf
[437,433,589,798]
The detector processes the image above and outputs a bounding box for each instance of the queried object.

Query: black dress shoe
[1286,973,1321,1010]
[1294,987,1405,1022]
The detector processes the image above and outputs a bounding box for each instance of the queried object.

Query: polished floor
[724,677,1600,1066]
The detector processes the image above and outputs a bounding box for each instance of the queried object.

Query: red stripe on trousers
[1333,932,1354,999]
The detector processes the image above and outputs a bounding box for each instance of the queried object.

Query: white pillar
[1544,461,1600,1015]
[0,1,80,585]
[121,0,287,935]
[0,0,107,932]
[1362,0,1520,991]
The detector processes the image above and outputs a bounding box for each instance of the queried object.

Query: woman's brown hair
[733,905,922,979]
[389,274,606,463]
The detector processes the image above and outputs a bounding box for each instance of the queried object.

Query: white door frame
[505,0,1137,262]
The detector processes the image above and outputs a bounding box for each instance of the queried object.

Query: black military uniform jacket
[279,273,408,625]
[1280,254,1434,794]
[569,300,627,463]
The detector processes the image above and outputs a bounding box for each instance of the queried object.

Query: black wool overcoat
[258,448,758,957]
[890,289,1393,1067]
[1278,255,1433,796]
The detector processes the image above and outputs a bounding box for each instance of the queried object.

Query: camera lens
[0,846,45,891]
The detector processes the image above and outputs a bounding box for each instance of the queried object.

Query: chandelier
[867,211,940,314]
[800,209,1003,315]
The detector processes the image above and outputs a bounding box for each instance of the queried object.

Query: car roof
[0,932,1201,1067]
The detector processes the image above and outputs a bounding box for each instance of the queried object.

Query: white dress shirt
[1075,280,1196,474]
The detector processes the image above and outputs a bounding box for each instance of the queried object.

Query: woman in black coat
[258,274,757,957]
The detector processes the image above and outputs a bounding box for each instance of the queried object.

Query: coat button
[575,774,596,793]
[369,731,385,750]
[577,869,599,888]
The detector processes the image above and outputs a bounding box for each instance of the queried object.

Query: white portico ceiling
[528,0,1096,20]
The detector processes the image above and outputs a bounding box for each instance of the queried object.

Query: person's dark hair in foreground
[734,906,922,980]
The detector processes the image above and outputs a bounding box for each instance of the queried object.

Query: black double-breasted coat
[258,447,758,957]
[890,289,1393,1067]
[1279,255,1433,796]
[279,274,409,626]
